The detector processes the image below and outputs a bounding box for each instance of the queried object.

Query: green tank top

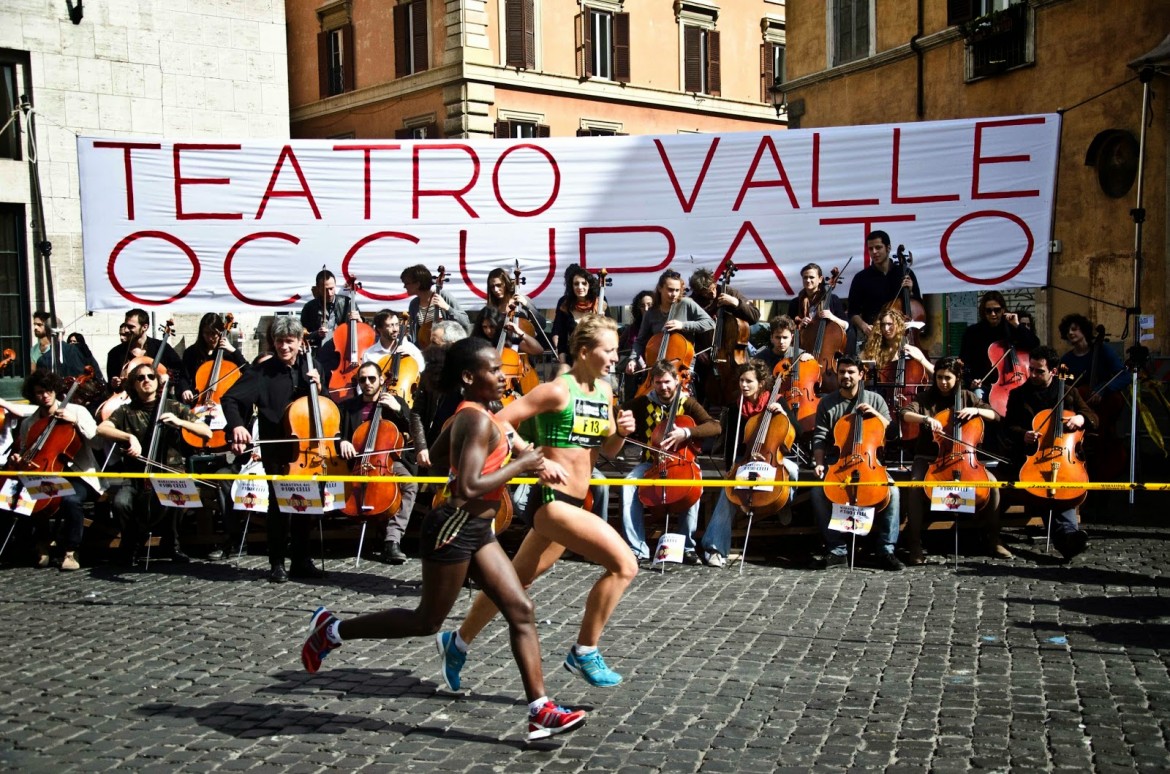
[533,373,611,448]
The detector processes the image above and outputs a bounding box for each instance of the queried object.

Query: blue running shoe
[563,647,622,687]
[435,631,466,691]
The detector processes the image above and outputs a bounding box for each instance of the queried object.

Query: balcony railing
[962,3,1032,80]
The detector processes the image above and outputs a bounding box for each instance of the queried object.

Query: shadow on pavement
[137,700,554,750]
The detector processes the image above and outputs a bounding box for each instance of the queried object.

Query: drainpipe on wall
[20,95,56,325]
[911,0,924,120]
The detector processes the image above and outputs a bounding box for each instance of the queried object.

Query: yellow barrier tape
[11,470,1170,491]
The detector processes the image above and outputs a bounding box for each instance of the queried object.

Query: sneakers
[823,551,849,569]
[435,631,466,691]
[704,551,726,568]
[563,647,622,687]
[878,551,905,571]
[301,607,340,674]
[60,552,80,572]
[527,701,587,741]
[682,550,701,566]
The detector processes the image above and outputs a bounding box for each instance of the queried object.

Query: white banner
[78,115,1059,311]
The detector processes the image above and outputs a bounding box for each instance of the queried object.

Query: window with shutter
[683,25,703,93]
[322,28,346,96]
[505,0,536,69]
[395,0,429,78]
[316,4,354,98]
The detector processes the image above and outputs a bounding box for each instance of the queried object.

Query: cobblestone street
[2,518,1169,772]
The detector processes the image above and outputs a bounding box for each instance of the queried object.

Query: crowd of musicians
[0,230,1133,579]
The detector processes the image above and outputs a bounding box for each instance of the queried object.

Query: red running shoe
[527,701,587,741]
[301,606,340,674]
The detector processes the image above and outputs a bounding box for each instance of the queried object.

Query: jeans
[811,475,901,555]
[31,482,91,552]
[621,460,698,558]
[700,457,799,560]
[382,460,419,545]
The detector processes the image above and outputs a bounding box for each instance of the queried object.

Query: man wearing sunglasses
[958,291,1041,394]
[98,363,211,565]
[338,361,418,565]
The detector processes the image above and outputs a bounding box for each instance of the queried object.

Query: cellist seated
[698,360,799,568]
[1000,346,1097,561]
[97,363,210,565]
[810,355,903,571]
[618,360,720,564]
[338,361,418,565]
[900,356,1010,565]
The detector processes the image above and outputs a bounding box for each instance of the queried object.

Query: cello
[710,263,750,374]
[324,276,376,403]
[415,266,448,346]
[923,377,992,512]
[99,318,175,422]
[636,302,695,397]
[885,326,928,442]
[892,245,926,344]
[342,388,403,520]
[798,265,848,394]
[822,405,892,510]
[184,314,242,451]
[726,375,795,517]
[5,367,95,515]
[282,341,347,482]
[774,333,821,435]
[636,384,703,517]
[379,312,421,410]
[1019,365,1089,504]
[986,341,1030,418]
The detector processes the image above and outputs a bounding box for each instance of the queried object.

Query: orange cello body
[5,369,94,515]
[637,399,703,516]
[987,342,1029,418]
[726,379,796,517]
[636,302,694,398]
[342,402,403,520]
[184,316,242,451]
[282,354,347,481]
[380,351,421,410]
[1019,369,1088,504]
[823,409,892,510]
[774,341,821,435]
[923,389,992,511]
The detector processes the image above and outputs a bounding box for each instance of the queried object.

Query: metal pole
[1128,71,1152,506]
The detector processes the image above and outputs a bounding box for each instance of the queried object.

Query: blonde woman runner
[436,314,638,689]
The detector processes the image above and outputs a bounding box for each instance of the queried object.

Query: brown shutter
[505,0,524,67]
[394,5,410,77]
[947,0,980,25]
[412,0,428,73]
[536,124,551,138]
[706,30,720,96]
[495,120,511,138]
[683,26,702,92]
[318,30,330,98]
[583,9,594,77]
[613,12,630,83]
[760,43,769,102]
[341,23,355,91]
[522,0,535,68]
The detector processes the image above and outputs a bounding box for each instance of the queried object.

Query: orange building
[780,0,1167,355]
[287,0,788,141]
